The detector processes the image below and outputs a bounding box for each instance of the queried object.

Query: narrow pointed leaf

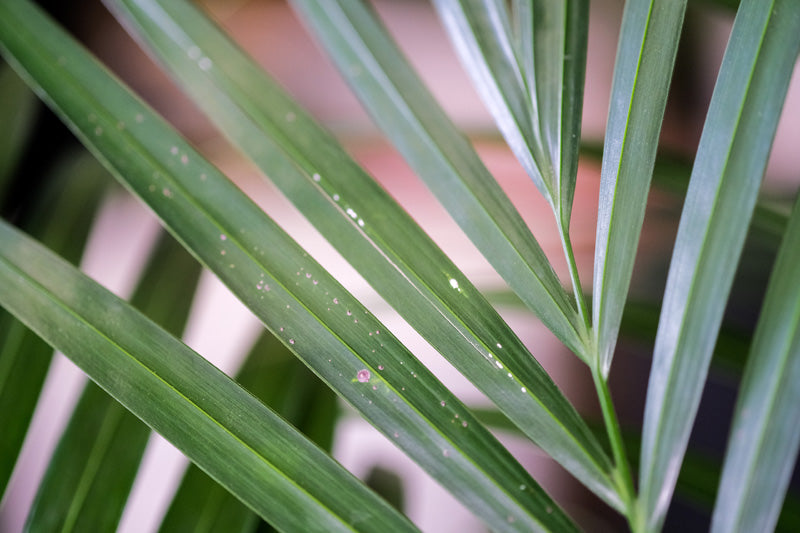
[107,0,621,510]
[710,194,800,533]
[0,314,51,500]
[0,152,107,498]
[287,0,585,358]
[592,0,687,376]
[429,0,592,343]
[433,0,551,202]
[639,1,800,530]
[25,231,201,532]
[0,221,416,533]
[511,0,588,227]
[161,330,338,533]
[0,2,582,530]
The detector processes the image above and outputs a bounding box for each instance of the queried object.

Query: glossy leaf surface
[592,0,687,376]
[710,194,800,533]
[638,1,800,530]
[25,232,201,532]
[0,1,580,529]
[108,0,619,511]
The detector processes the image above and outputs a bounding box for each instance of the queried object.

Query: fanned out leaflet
[509,0,588,229]
[710,193,800,532]
[638,1,800,530]
[0,1,583,530]
[432,0,549,204]
[107,0,621,511]
[592,0,687,377]
[431,0,591,331]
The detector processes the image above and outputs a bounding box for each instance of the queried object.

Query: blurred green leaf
[24,382,150,532]
[364,467,405,516]
[710,194,800,532]
[638,1,800,530]
[0,152,107,498]
[0,61,38,191]
[692,0,740,11]
[25,231,202,532]
[592,0,687,377]
[0,316,51,501]
[107,0,620,514]
[0,1,582,529]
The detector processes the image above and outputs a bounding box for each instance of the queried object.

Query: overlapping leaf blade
[433,0,548,202]
[287,0,585,358]
[0,1,582,530]
[592,0,687,376]
[0,220,415,533]
[710,194,800,533]
[638,1,800,530]
[428,0,594,350]
[160,331,338,533]
[106,0,620,511]
[432,0,588,230]
[25,231,201,532]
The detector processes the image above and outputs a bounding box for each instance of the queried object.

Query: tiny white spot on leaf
[448,278,461,292]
